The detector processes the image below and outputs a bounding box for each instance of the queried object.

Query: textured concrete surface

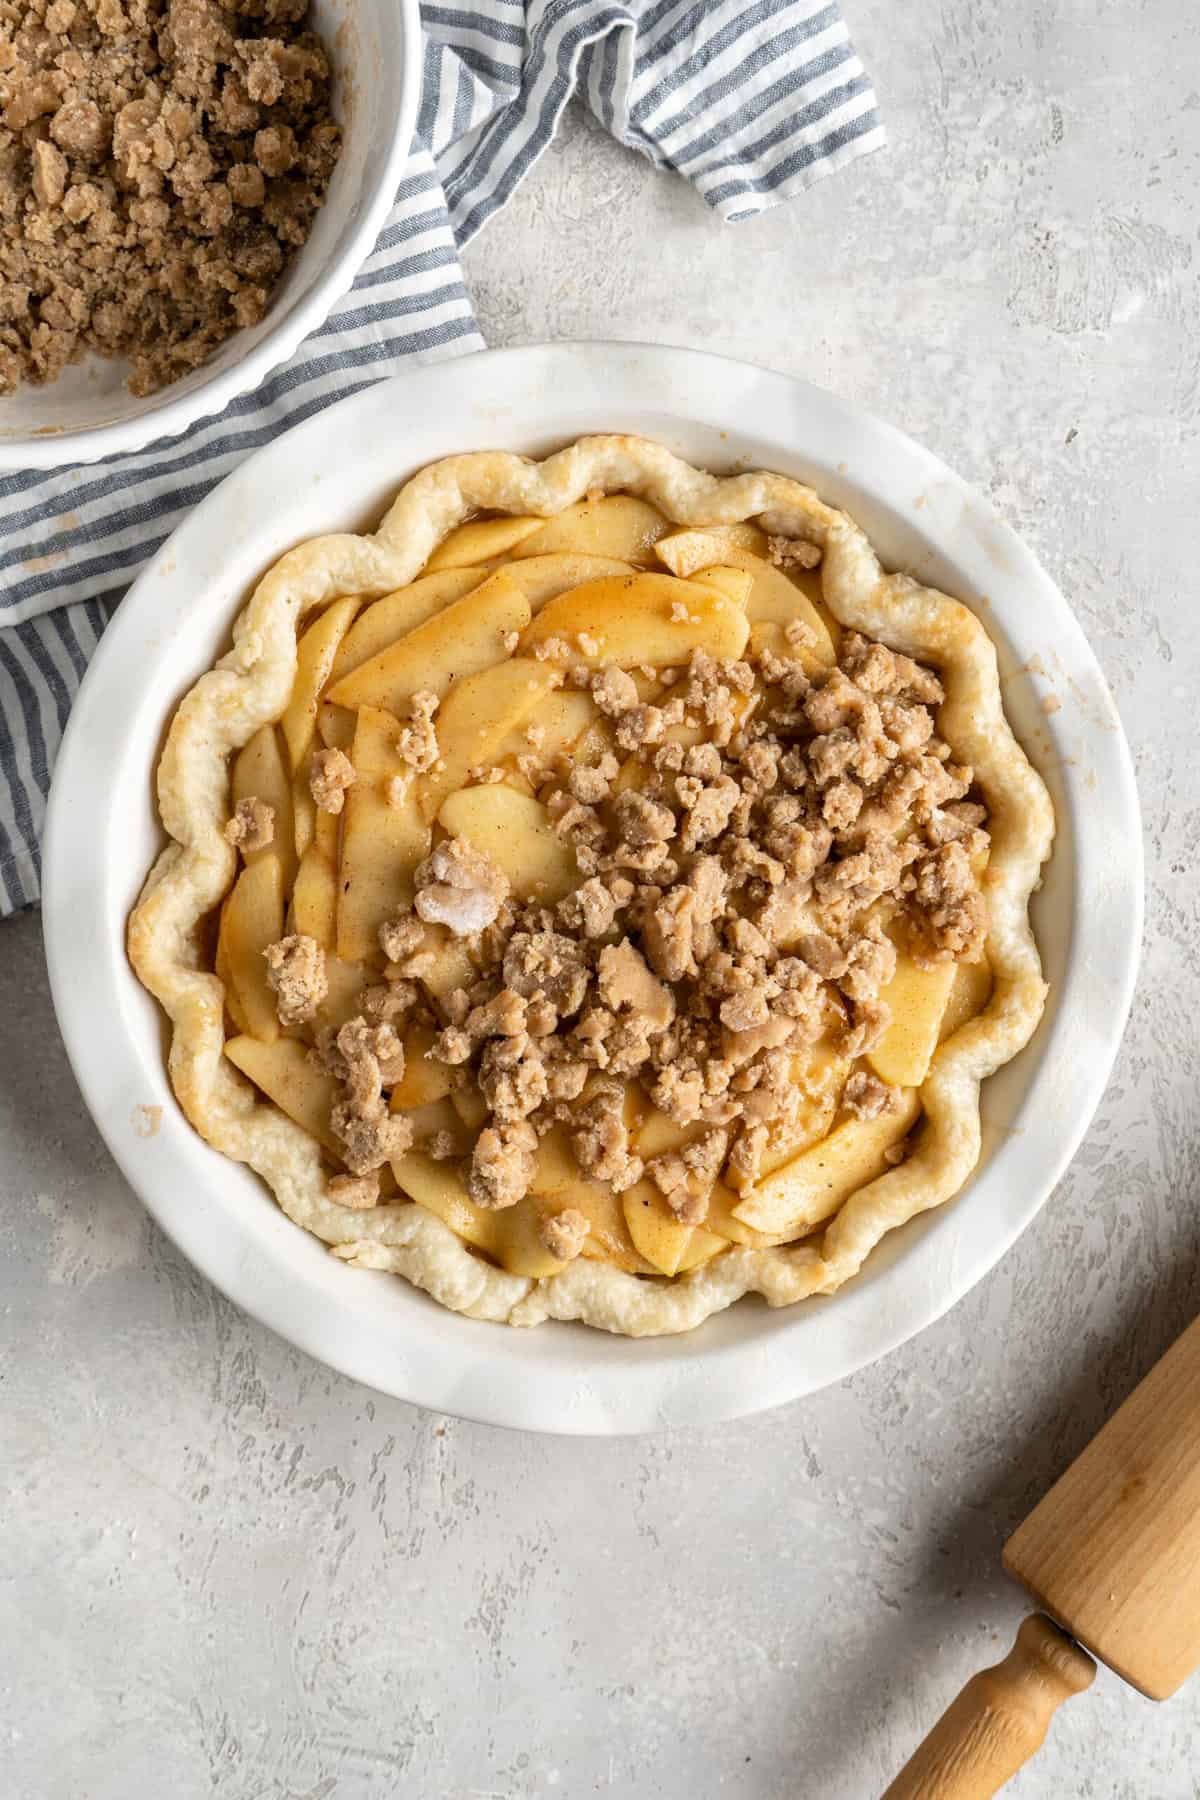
[4,2,1200,1795]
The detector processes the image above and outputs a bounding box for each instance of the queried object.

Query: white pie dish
[42,343,1142,1433]
[0,0,420,472]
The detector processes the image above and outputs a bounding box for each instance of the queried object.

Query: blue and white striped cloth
[0,0,882,914]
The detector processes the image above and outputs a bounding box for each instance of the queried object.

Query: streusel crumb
[395,691,440,774]
[414,835,509,937]
[538,1207,588,1260]
[767,534,823,571]
[313,1016,411,1175]
[224,794,273,852]
[309,746,355,813]
[263,930,326,1026]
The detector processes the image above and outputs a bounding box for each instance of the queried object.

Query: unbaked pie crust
[128,435,1054,1336]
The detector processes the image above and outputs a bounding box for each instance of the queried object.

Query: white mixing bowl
[42,344,1143,1433]
[0,0,420,471]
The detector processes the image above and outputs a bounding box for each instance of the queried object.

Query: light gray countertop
[4,3,1199,1794]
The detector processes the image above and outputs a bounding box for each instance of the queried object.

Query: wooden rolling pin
[883,1314,1200,1797]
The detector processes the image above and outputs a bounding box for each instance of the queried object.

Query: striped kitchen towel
[0,0,883,913]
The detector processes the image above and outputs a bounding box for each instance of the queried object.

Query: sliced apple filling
[213,501,996,1284]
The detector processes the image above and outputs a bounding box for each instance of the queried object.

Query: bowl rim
[0,0,422,473]
[42,342,1144,1434]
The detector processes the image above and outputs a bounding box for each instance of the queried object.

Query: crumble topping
[908,837,988,965]
[767,533,823,571]
[0,0,341,397]
[842,1069,897,1121]
[360,977,416,1025]
[377,913,428,970]
[413,835,509,937]
[313,1016,411,1175]
[224,793,273,852]
[309,746,355,813]
[647,1128,728,1225]
[263,929,325,1025]
[568,754,619,805]
[596,938,674,1031]
[468,1118,537,1210]
[538,1207,588,1261]
[395,690,440,774]
[502,928,589,1019]
[572,1078,643,1192]
[285,624,992,1215]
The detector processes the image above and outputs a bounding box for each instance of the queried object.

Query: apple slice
[503,553,635,611]
[732,1089,922,1238]
[292,768,316,861]
[722,1045,850,1194]
[685,564,754,608]
[396,1096,472,1153]
[330,569,488,685]
[215,901,250,1035]
[610,755,648,798]
[719,1044,849,1195]
[416,657,562,822]
[280,595,361,772]
[289,808,339,949]
[654,524,770,574]
[389,1022,454,1108]
[336,706,431,963]
[676,1226,729,1272]
[231,724,296,891]
[656,525,831,632]
[314,957,366,1033]
[632,1104,692,1160]
[529,1126,655,1274]
[315,702,356,753]
[514,495,669,565]
[658,537,834,664]
[438,783,579,904]
[450,1082,489,1132]
[491,1204,582,1280]
[703,1180,795,1249]
[737,552,830,633]
[704,549,836,670]
[536,690,603,758]
[868,950,958,1088]
[520,571,750,667]
[224,1032,341,1154]
[749,618,838,683]
[526,1127,588,1200]
[393,1151,570,1277]
[627,1106,731,1272]
[424,515,542,572]
[459,689,604,786]
[938,955,993,1044]
[392,1151,486,1239]
[327,569,530,716]
[221,852,285,1042]
[622,1180,727,1277]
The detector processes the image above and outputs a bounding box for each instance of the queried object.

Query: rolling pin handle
[881,1614,1096,1799]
